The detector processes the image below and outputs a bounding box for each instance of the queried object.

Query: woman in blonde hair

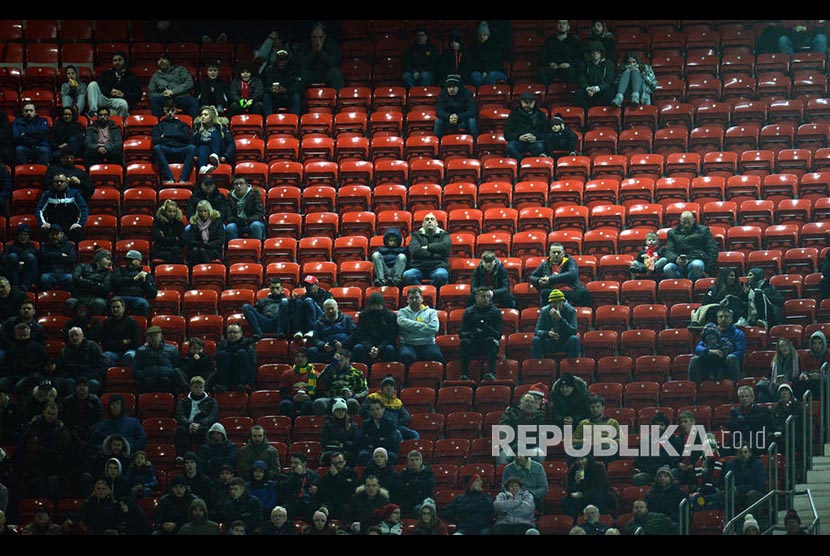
[185,199,225,266]
[151,199,186,264]
[191,105,232,176]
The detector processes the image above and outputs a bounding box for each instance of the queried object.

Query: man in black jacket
[433,74,478,138]
[242,278,290,340]
[663,210,719,283]
[110,249,157,317]
[152,100,196,184]
[467,250,516,308]
[459,287,504,382]
[68,248,113,316]
[37,225,77,292]
[346,292,399,366]
[86,50,143,118]
[505,92,548,161]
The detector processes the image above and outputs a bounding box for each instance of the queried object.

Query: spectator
[89,393,147,453]
[186,178,229,230]
[393,450,435,518]
[178,336,216,385]
[492,477,536,535]
[177,497,221,536]
[370,227,408,287]
[196,422,238,480]
[0,298,45,352]
[632,411,678,486]
[276,452,321,523]
[152,476,196,535]
[150,199,186,264]
[243,277,290,341]
[468,21,509,87]
[58,64,88,117]
[228,62,265,117]
[532,289,581,359]
[307,298,356,364]
[99,297,141,368]
[346,292,399,366]
[288,274,332,339]
[544,113,578,160]
[0,324,48,396]
[0,112,10,168]
[548,372,591,429]
[356,398,402,466]
[458,286,503,382]
[403,212,451,288]
[83,106,124,168]
[261,505,297,536]
[727,385,772,454]
[277,347,316,418]
[688,309,746,384]
[500,454,549,513]
[225,176,266,241]
[696,267,746,325]
[343,474,389,535]
[185,199,226,266]
[222,476,264,534]
[37,226,76,292]
[741,267,784,328]
[436,30,472,86]
[209,323,257,393]
[411,497,448,535]
[397,287,444,368]
[575,40,617,109]
[0,163,8,218]
[59,376,102,443]
[468,250,517,308]
[68,247,112,315]
[669,410,707,487]
[178,452,213,502]
[784,508,808,535]
[237,424,282,482]
[504,92,548,162]
[361,445,397,492]
[261,47,302,116]
[374,503,402,535]
[36,172,89,244]
[3,223,38,291]
[402,26,438,89]
[48,106,85,163]
[191,105,232,177]
[530,243,591,308]
[581,504,609,535]
[562,454,618,520]
[621,498,675,535]
[133,325,182,394]
[86,50,142,117]
[433,74,478,139]
[572,395,621,461]
[820,247,830,300]
[313,347,367,416]
[629,230,669,279]
[538,20,582,85]
[195,61,229,115]
[663,210,719,282]
[12,101,50,166]
[152,100,197,185]
[320,403,359,469]
[173,376,218,457]
[777,20,828,54]
[45,150,93,200]
[611,51,658,107]
[742,513,760,536]
[757,337,799,403]
[794,330,829,401]
[770,383,803,450]
[78,478,119,534]
[643,465,686,524]
[584,20,618,65]
[439,473,493,535]
[722,442,766,513]
[294,21,345,91]
[148,51,199,119]
[110,250,157,317]
[0,277,26,324]
[359,374,418,441]
[57,326,107,394]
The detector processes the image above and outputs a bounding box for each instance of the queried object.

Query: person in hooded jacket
[370,227,408,287]
[544,113,578,160]
[78,478,119,534]
[575,40,617,109]
[402,26,439,89]
[504,92,548,162]
[100,456,132,501]
[82,433,133,496]
[739,267,784,328]
[468,250,516,308]
[177,496,220,535]
[548,372,591,429]
[124,449,159,499]
[644,465,686,524]
[794,330,829,400]
[197,421,238,479]
[49,106,86,163]
[90,395,146,452]
[346,291,399,366]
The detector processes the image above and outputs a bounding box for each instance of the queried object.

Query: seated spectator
[500,454,549,513]
[48,106,85,163]
[723,442,766,513]
[86,50,142,118]
[307,298,356,364]
[152,100,197,184]
[770,383,803,451]
[209,323,257,393]
[538,19,581,85]
[83,106,124,168]
[433,73,478,140]
[740,267,784,328]
[177,496,220,536]
[504,92,548,162]
[621,498,675,535]
[356,398,402,466]
[260,42,302,116]
[695,267,746,326]
[288,275,332,339]
[581,504,609,535]
[574,41,617,109]
[794,330,829,401]
[562,454,618,520]
[185,200,226,266]
[89,394,147,453]
[320,403,359,469]
[36,225,76,292]
[468,21,509,87]
[313,347,368,417]
[185,178,229,233]
[133,325,183,394]
[532,289,581,359]
[611,51,657,107]
[45,150,93,201]
[572,395,621,462]
[459,286,503,382]
[150,199,186,264]
[110,250,157,317]
[492,477,536,535]
[0,324,48,396]
[224,476,264,534]
[0,277,26,323]
[669,410,707,487]
[62,297,100,345]
[544,113,578,160]
[439,473,493,535]
[435,31,472,86]
[36,173,89,244]
[99,297,141,368]
[403,212,451,288]
[276,452,321,523]
[467,251,517,308]
[632,411,678,486]
[496,390,548,465]
[57,326,107,394]
[410,497,448,535]
[756,337,799,403]
[629,230,669,279]
[228,62,265,117]
[294,21,345,91]
[59,376,102,444]
[396,287,444,368]
[820,247,830,300]
[278,347,317,418]
[402,26,438,89]
[343,474,390,535]
[687,309,746,384]
[59,64,88,117]
[68,248,113,316]
[663,210,718,282]
[584,20,618,65]
[237,424,282,482]
[727,385,772,454]
[148,51,199,119]
[346,292,399,366]
[392,449,435,518]
[359,374,418,441]
[243,277,290,341]
[370,228,408,287]
[196,422,238,481]
[529,243,591,307]
[777,20,828,54]
[173,376,218,457]
[548,372,590,429]
[12,102,50,166]
[178,336,216,385]
[195,61,229,115]
[152,476,196,535]
[643,466,686,524]
[225,176,265,241]
[191,105,232,176]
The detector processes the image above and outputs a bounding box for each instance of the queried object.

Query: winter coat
[111,265,158,299]
[152,116,192,148]
[38,236,77,274]
[504,106,549,143]
[407,225,451,273]
[148,65,195,98]
[36,187,89,229]
[665,222,719,274]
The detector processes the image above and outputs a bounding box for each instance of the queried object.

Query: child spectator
[179,337,216,384]
[544,113,578,160]
[630,231,668,276]
[124,449,159,499]
[370,228,408,287]
[196,61,229,115]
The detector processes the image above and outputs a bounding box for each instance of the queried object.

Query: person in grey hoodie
[178,497,221,535]
[396,287,443,368]
[197,422,238,479]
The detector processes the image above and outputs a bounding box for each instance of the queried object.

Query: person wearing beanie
[320,395,358,465]
[259,38,303,116]
[393,449,435,518]
[154,474,197,535]
[412,496,449,535]
[784,508,806,535]
[469,20,508,87]
[371,227,408,287]
[742,513,760,535]
[147,51,199,118]
[530,242,592,308]
[458,286,503,382]
[539,19,582,85]
[110,249,157,317]
[151,98,197,184]
[643,465,686,524]
[87,50,142,117]
[67,246,112,315]
[744,267,785,328]
[90,393,147,452]
[504,90,548,162]
[302,506,339,535]
[246,459,280,520]
[375,503,403,535]
[723,442,766,514]
[361,446,396,492]
[434,72,478,138]
[549,372,591,428]
[124,448,159,499]
[173,375,219,457]
[440,473,494,535]
[575,39,617,109]
[346,290,399,366]
[437,28,472,86]
[545,112,578,159]
[403,25,439,89]
[531,287,582,359]
[196,421,238,479]
[770,382,804,449]
[360,372,419,441]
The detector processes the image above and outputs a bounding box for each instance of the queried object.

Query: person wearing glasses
[611,51,658,107]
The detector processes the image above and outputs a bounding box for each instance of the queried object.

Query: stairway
[777,443,830,534]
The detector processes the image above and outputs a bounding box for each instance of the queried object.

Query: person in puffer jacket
[151,100,196,183]
[197,422,238,479]
[403,213,451,288]
[371,227,408,287]
[308,299,356,364]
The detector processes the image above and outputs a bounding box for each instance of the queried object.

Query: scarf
[197,217,213,243]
